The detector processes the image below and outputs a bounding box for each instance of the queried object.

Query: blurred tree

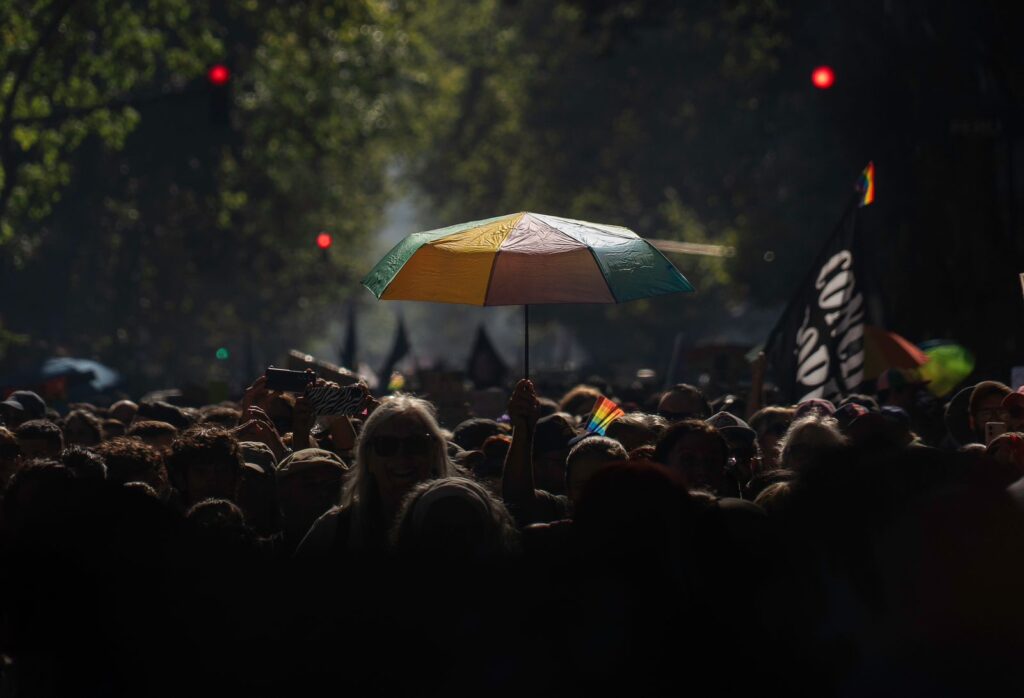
[407,0,1024,379]
[3,0,1022,390]
[406,0,790,369]
[0,0,221,253]
[0,0,463,390]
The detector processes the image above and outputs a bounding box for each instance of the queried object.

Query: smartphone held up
[985,421,1008,445]
[265,367,315,393]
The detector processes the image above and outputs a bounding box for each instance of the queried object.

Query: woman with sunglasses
[296,395,456,558]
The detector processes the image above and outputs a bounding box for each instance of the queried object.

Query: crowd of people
[1,364,1024,696]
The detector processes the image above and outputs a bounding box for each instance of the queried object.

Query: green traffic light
[216,347,230,360]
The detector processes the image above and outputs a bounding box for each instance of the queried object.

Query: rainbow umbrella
[363,212,694,375]
[862,325,929,380]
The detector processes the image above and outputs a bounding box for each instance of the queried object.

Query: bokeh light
[812,66,835,89]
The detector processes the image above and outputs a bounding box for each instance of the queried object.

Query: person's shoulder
[535,489,569,507]
[318,504,354,534]
[294,505,349,558]
[1008,476,1024,509]
[699,496,773,554]
[533,489,571,519]
[715,496,766,516]
[522,519,575,559]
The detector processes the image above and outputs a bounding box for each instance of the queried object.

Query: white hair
[777,414,846,468]
[390,476,520,558]
[340,394,456,544]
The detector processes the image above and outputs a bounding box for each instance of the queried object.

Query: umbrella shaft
[524,304,529,379]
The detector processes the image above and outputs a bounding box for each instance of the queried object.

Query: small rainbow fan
[857,161,875,207]
[586,396,625,436]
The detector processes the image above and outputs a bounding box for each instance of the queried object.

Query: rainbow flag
[586,396,625,436]
[857,161,875,207]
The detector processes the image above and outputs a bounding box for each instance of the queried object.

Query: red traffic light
[207,64,231,86]
[811,66,835,90]
[316,232,333,250]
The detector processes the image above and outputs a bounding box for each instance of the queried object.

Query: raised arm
[747,351,766,420]
[502,378,540,509]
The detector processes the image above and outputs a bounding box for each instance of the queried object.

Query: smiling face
[367,413,439,514]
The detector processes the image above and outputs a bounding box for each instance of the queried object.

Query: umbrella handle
[524,304,529,380]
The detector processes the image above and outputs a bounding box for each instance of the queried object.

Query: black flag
[467,325,508,389]
[340,300,357,370]
[764,195,873,403]
[379,316,411,382]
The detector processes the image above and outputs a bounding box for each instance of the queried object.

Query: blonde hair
[340,394,456,544]
[777,414,846,468]
[753,480,793,515]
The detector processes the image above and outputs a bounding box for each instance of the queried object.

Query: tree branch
[0,0,77,222]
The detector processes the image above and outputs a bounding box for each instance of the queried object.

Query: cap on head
[705,411,757,449]
[834,402,869,430]
[795,398,835,420]
[277,448,347,478]
[238,441,278,471]
[1,390,47,421]
[880,405,911,432]
[1002,387,1024,410]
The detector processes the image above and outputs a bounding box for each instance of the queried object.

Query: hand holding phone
[232,418,287,460]
[985,421,1007,445]
[265,367,315,393]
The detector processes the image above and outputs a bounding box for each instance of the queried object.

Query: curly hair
[95,437,168,495]
[166,426,243,478]
[198,406,243,429]
[127,420,179,440]
[62,409,104,446]
[15,419,64,453]
[61,445,107,481]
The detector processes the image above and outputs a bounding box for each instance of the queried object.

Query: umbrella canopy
[40,357,120,391]
[862,325,929,380]
[362,212,694,305]
[918,341,975,397]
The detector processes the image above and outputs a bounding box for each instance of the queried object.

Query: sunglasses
[371,434,434,458]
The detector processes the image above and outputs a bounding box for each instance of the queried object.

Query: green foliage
[0,0,222,254]
[405,0,789,364]
[3,0,1020,387]
[1,0,452,388]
